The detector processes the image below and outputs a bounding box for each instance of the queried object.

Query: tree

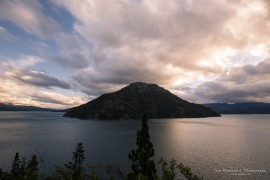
[177,162,203,180]
[26,155,38,180]
[19,157,27,179]
[11,152,20,178]
[128,113,157,179]
[64,142,85,180]
[159,158,177,180]
[9,152,38,180]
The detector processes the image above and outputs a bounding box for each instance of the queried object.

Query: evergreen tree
[65,142,85,180]
[11,152,20,178]
[19,157,27,179]
[26,155,38,180]
[128,113,157,179]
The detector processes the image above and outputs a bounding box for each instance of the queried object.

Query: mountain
[204,102,270,114]
[0,103,56,111]
[64,82,220,120]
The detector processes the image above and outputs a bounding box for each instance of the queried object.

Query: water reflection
[0,112,269,179]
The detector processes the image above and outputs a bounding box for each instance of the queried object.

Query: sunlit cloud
[0,78,84,109]
[31,91,85,106]
[0,0,270,108]
[0,55,79,108]
[178,58,270,103]
[0,55,42,68]
[51,0,270,85]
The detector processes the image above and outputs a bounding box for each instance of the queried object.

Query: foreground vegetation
[0,114,202,180]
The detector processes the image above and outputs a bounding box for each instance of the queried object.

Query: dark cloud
[51,0,270,99]
[55,0,267,70]
[186,58,270,102]
[197,82,270,103]
[1,68,71,89]
[30,91,85,107]
[72,57,181,96]
[16,70,71,89]
[222,60,270,83]
[31,95,67,105]
[1,0,270,106]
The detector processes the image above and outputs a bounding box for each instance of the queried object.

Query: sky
[0,0,270,109]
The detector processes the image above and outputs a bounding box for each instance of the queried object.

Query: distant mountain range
[64,82,220,120]
[204,102,270,114]
[0,103,63,112]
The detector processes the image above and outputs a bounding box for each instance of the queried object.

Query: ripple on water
[0,112,269,179]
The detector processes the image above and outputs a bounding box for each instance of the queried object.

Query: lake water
[0,112,269,179]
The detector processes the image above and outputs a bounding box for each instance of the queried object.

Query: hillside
[64,82,220,120]
[0,103,55,111]
[204,102,270,114]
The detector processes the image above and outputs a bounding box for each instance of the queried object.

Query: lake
[0,111,269,179]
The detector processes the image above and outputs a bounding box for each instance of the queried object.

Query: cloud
[179,58,270,103]
[1,0,270,106]
[43,32,93,69]
[49,52,89,69]
[0,85,84,108]
[0,56,71,89]
[31,91,85,106]
[0,55,83,108]
[222,59,270,83]
[72,58,184,95]
[49,0,270,98]
[0,25,14,40]
[0,55,42,68]
[17,70,71,89]
[0,74,84,108]
[2,68,71,90]
[0,0,59,38]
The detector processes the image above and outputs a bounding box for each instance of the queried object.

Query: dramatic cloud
[0,82,84,108]
[0,55,70,89]
[50,0,270,99]
[1,0,270,107]
[16,70,71,89]
[0,0,59,38]
[0,55,80,108]
[1,68,71,89]
[180,58,270,103]
[31,91,85,106]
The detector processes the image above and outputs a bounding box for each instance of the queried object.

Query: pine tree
[26,155,38,180]
[11,152,20,178]
[19,157,27,179]
[128,113,157,179]
[65,142,85,180]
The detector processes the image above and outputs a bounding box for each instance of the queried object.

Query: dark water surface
[0,112,269,179]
